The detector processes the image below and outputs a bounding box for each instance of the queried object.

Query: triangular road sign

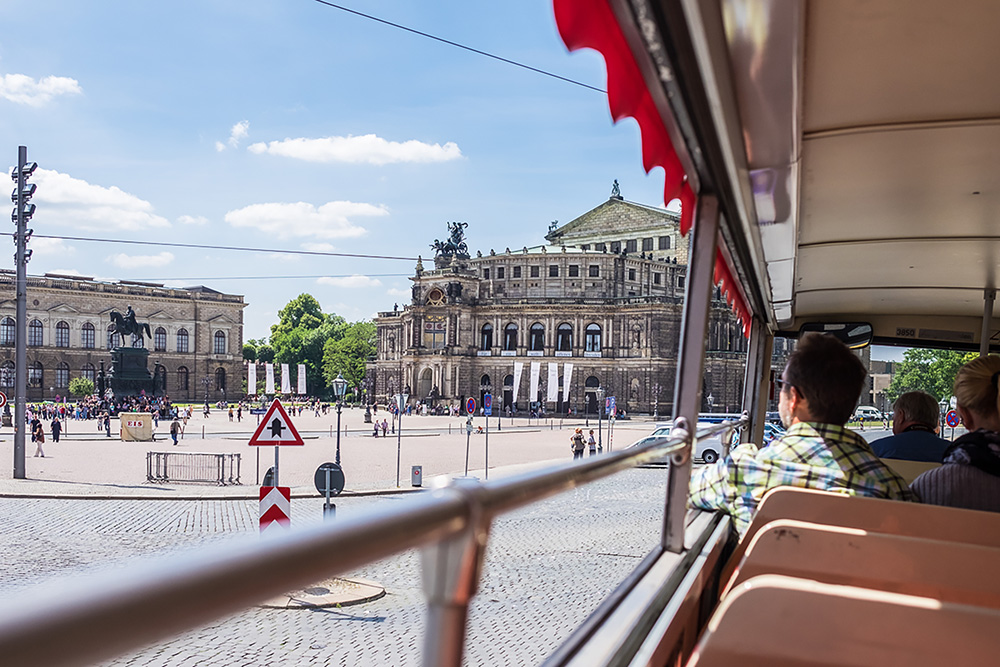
[248,399,304,446]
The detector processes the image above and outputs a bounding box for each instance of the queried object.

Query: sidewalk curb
[0,485,426,501]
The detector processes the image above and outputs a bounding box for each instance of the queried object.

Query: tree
[886,349,977,404]
[69,377,94,398]
[269,294,346,396]
[257,344,275,363]
[322,321,375,391]
[243,342,257,361]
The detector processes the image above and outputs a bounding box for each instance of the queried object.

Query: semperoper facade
[0,271,246,402]
[370,192,758,416]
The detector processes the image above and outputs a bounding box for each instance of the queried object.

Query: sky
[0,0,674,341]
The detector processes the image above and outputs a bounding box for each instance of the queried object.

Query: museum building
[0,271,246,402]
[370,194,781,416]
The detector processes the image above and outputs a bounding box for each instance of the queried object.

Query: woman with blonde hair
[911,355,1000,512]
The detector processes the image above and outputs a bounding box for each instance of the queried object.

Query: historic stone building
[370,194,758,416]
[0,271,246,402]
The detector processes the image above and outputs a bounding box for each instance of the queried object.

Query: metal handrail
[0,419,741,667]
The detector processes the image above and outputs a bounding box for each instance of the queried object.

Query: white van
[853,406,883,421]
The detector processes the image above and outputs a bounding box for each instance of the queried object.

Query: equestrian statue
[109,305,151,348]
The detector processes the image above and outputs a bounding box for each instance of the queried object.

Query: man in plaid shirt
[690,333,917,535]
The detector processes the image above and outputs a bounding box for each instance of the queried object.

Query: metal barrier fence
[146,452,241,485]
[0,419,741,667]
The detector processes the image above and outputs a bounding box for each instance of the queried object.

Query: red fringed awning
[554,0,751,337]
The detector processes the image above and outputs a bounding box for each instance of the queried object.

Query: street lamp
[596,385,606,452]
[333,372,348,467]
[395,390,409,487]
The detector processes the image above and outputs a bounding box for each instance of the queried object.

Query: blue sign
[606,396,616,416]
[484,393,492,416]
[250,408,267,415]
[466,397,477,415]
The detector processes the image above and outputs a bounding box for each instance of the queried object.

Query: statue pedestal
[109,347,154,397]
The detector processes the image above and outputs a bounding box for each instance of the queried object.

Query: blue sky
[1,0,671,340]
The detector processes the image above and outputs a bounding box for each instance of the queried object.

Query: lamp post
[395,391,408,487]
[652,382,661,419]
[333,372,347,467]
[596,385,606,452]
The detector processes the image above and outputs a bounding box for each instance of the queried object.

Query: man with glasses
[689,332,916,536]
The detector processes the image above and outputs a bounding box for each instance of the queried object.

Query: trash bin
[411,465,423,487]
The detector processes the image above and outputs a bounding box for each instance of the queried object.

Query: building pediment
[546,197,678,244]
[47,303,80,314]
[145,310,173,319]
[206,313,236,324]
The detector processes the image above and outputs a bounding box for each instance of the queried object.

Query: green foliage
[69,376,94,398]
[268,294,348,396]
[322,321,375,391]
[257,344,275,363]
[886,349,977,404]
[243,342,257,361]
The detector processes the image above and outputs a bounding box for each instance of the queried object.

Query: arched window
[214,331,226,354]
[215,367,227,392]
[28,319,43,347]
[177,366,189,391]
[131,333,144,348]
[56,321,70,348]
[480,323,493,350]
[177,328,189,353]
[0,361,14,387]
[0,317,14,346]
[28,361,42,388]
[56,362,70,387]
[81,363,96,383]
[585,323,602,352]
[81,322,95,349]
[503,323,518,351]
[529,323,545,351]
[107,324,116,350]
[556,323,573,352]
[154,327,167,352]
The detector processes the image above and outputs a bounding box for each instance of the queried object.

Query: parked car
[853,406,883,421]
[636,422,736,464]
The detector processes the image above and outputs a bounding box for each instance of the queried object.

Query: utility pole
[12,146,37,479]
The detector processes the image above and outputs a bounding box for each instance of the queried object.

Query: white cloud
[247,134,462,165]
[317,275,382,288]
[109,252,174,269]
[387,287,410,297]
[215,141,226,152]
[177,214,209,226]
[224,200,387,240]
[301,242,337,252]
[0,73,82,106]
[228,120,249,148]
[25,168,170,231]
[30,237,76,256]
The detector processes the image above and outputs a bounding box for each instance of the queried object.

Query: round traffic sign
[466,397,476,414]
[314,462,345,497]
[945,410,961,428]
[0,391,7,409]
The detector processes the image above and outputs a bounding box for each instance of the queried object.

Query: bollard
[411,465,423,487]
[202,426,205,439]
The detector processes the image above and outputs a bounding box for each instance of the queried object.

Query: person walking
[170,418,181,446]
[33,420,45,457]
[50,416,61,443]
[228,406,234,422]
[104,413,112,438]
[587,429,598,456]
[236,405,242,422]
[570,428,586,460]
[381,419,388,437]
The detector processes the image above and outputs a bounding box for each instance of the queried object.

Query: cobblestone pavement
[0,466,669,666]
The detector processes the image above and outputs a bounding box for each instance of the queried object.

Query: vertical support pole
[396,395,403,487]
[664,194,720,553]
[980,289,995,357]
[741,319,773,446]
[13,146,27,479]
[484,408,489,480]
[420,481,489,667]
[273,445,279,487]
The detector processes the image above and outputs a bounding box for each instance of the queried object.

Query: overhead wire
[310,0,607,94]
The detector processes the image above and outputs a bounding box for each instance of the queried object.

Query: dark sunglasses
[775,378,793,392]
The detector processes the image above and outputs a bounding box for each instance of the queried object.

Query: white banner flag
[280,363,291,394]
[248,363,257,395]
[529,362,540,403]
[562,363,574,402]
[512,362,524,404]
[265,363,275,394]
[297,364,307,395]
[547,363,559,402]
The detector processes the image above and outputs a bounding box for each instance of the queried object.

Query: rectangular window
[530,266,540,278]
[589,265,600,277]
[642,237,653,252]
[596,243,606,252]
[568,265,579,277]
[653,272,662,285]
[628,268,637,281]
[497,267,505,279]
[611,241,621,254]
[678,276,686,288]
[626,239,637,253]
[513,266,522,278]
[423,318,446,350]
[659,236,670,250]
[549,265,559,277]
[483,268,490,279]
[580,244,590,251]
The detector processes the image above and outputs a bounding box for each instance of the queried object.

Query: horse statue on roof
[109,306,151,348]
